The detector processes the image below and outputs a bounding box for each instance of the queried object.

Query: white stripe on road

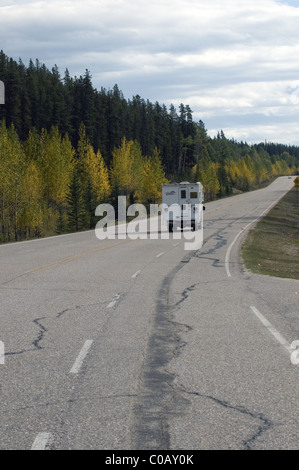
[225,229,244,278]
[70,340,94,374]
[31,432,52,450]
[131,270,141,279]
[225,200,280,278]
[156,252,164,258]
[107,294,120,309]
[250,306,293,356]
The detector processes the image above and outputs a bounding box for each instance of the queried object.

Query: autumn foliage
[0,51,298,242]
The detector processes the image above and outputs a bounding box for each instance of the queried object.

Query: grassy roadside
[242,187,299,280]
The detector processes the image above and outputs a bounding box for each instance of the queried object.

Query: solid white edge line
[31,432,52,450]
[70,340,94,374]
[250,306,293,356]
[225,230,243,278]
[225,199,279,278]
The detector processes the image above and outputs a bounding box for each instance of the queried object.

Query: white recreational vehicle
[162,181,205,232]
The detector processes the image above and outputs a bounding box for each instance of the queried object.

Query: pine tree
[67,169,86,232]
[217,161,231,197]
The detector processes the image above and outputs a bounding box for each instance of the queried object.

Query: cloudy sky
[1,0,299,145]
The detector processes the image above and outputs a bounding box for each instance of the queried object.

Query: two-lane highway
[0,176,297,449]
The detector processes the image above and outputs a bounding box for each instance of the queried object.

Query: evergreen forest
[0,50,298,243]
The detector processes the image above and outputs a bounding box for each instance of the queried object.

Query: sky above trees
[1,0,299,145]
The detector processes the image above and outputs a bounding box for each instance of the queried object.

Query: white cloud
[1,0,299,144]
[210,122,299,146]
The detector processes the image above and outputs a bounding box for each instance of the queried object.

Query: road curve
[0,176,298,450]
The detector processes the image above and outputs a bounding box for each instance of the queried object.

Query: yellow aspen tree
[225,159,239,187]
[26,126,74,234]
[0,122,25,241]
[138,148,168,205]
[96,150,110,202]
[0,121,10,240]
[195,154,220,201]
[110,137,136,198]
[18,161,43,238]
[75,124,110,228]
[40,126,74,205]
[82,146,110,201]
[131,141,146,195]
[236,159,254,190]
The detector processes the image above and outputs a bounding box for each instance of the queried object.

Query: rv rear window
[181,190,187,198]
[190,192,198,199]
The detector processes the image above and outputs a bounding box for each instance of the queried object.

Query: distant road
[0,176,298,450]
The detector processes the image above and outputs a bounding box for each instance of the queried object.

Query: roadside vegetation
[0,50,299,243]
[242,186,299,280]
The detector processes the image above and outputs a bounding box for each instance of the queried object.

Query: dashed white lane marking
[31,432,52,450]
[70,340,94,374]
[107,294,120,309]
[250,306,293,356]
[156,252,164,258]
[131,270,141,279]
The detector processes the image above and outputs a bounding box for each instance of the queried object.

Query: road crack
[32,317,47,350]
[56,306,81,318]
[179,386,274,450]
[131,211,272,449]
[5,317,48,357]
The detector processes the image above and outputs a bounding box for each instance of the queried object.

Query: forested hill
[0,50,188,174]
[0,50,298,243]
[1,50,299,174]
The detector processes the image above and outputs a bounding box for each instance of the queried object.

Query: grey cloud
[1,0,299,144]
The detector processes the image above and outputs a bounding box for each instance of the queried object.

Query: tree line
[0,50,298,242]
[0,121,169,242]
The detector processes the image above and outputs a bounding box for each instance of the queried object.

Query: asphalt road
[0,176,298,450]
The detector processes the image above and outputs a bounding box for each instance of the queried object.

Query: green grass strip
[242,187,299,280]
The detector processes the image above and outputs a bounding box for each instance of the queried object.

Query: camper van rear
[162,182,204,232]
